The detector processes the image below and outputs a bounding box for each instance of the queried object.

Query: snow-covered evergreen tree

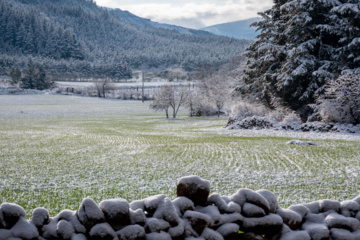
[242,0,360,120]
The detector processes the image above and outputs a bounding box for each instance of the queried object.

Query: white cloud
[96,0,273,29]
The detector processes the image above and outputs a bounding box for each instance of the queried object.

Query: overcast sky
[96,0,273,29]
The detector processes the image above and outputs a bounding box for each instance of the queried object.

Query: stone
[176,176,210,206]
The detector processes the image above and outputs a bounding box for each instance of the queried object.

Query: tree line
[9,62,54,90]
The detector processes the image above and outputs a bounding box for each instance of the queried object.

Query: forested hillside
[0,0,249,80]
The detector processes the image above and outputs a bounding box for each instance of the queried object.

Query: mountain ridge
[200,17,261,39]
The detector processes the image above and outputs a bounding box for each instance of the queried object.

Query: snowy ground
[55,80,194,88]
[0,95,359,217]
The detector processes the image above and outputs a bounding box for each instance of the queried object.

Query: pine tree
[242,0,360,120]
[21,62,37,89]
[10,66,22,85]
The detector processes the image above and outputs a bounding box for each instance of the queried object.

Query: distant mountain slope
[200,18,261,39]
[0,0,249,80]
[110,8,213,36]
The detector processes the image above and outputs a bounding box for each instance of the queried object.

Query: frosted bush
[317,73,360,124]
[230,101,270,121]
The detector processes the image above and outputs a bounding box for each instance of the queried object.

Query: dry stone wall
[1,175,360,240]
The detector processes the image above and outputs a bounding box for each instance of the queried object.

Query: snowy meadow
[0,95,359,217]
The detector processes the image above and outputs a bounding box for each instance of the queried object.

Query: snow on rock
[77,198,105,231]
[30,207,50,229]
[352,195,360,205]
[207,194,230,214]
[207,193,241,214]
[288,204,310,219]
[57,219,75,240]
[330,228,354,240]
[340,200,360,217]
[145,217,171,233]
[228,116,276,130]
[195,206,221,227]
[177,176,210,206]
[143,194,167,217]
[218,213,243,226]
[10,217,39,240]
[279,230,311,240]
[302,201,320,214]
[89,222,118,240]
[302,222,330,240]
[71,233,87,240]
[99,198,130,229]
[215,223,239,239]
[168,218,185,238]
[116,224,145,240]
[184,210,211,234]
[0,203,26,229]
[319,199,340,213]
[129,209,146,226]
[241,213,283,235]
[130,200,145,211]
[287,140,318,146]
[145,231,172,240]
[237,232,267,240]
[153,198,179,225]
[231,189,270,213]
[172,196,195,216]
[256,189,279,213]
[242,202,266,218]
[199,227,223,240]
[304,212,326,224]
[227,116,360,135]
[325,212,360,231]
[0,229,12,240]
[276,208,302,230]
[42,216,61,239]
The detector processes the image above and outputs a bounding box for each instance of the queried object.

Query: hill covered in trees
[0,0,249,80]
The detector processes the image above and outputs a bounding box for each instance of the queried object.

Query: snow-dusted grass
[0,95,359,217]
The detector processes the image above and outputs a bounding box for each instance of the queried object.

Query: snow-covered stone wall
[1,175,360,240]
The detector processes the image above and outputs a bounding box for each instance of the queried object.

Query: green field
[0,95,359,217]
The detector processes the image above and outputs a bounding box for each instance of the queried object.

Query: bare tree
[150,85,189,119]
[200,76,231,117]
[93,78,115,98]
[150,86,171,118]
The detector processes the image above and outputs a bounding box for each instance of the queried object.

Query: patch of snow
[287,140,318,146]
